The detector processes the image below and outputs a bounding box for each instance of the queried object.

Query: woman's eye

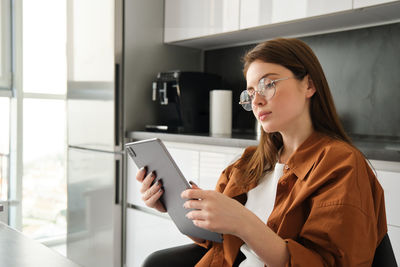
[266,82,274,89]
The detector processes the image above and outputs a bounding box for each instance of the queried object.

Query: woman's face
[246,60,315,134]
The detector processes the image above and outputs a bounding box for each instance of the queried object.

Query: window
[0,97,10,202]
[22,0,66,95]
[0,0,11,225]
[22,99,66,238]
[21,0,67,240]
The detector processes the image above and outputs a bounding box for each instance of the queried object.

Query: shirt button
[284,165,290,170]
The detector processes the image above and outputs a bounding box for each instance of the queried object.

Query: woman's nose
[252,91,267,108]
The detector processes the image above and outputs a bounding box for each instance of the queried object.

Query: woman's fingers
[181,188,209,200]
[144,185,164,207]
[142,180,162,201]
[140,171,156,194]
[185,209,207,221]
[136,167,147,182]
[183,199,203,210]
[189,180,200,189]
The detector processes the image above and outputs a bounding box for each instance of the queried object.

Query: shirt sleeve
[285,204,379,266]
[284,146,386,266]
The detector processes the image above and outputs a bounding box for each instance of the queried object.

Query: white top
[239,163,284,267]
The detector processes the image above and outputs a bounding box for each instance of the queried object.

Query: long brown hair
[238,38,351,185]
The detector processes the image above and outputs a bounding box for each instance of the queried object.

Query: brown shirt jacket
[195,131,387,267]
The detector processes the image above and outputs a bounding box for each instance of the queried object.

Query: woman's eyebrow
[260,72,279,79]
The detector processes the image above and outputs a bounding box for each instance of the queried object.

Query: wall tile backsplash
[205,23,400,140]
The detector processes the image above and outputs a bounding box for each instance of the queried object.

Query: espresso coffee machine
[146,71,221,133]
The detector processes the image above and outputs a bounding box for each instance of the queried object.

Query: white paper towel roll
[210,90,232,136]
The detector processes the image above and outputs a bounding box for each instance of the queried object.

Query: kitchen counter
[0,222,80,267]
[127,131,259,148]
[127,131,400,162]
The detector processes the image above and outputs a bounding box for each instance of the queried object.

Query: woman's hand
[136,167,166,213]
[181,188,251,237]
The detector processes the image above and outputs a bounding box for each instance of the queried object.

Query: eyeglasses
[239,77,292,111]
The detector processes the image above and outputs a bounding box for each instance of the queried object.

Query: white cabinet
[125,208,191,267]
[240,0,352,29]
[388,225,400,265]
[160,141,243,190]
[168,147,200,184]
[165,0,400,49]
[199,150,242,190]
[375,169,400,227]
[372,160,400,263]
[353,0,399,8]
[164,0,240,42]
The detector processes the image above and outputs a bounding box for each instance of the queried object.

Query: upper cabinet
[353,0,399,8]
[240,0,352,29]
[164,0,400,49]
[164,0,240,42]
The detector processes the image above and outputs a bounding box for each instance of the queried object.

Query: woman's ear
[305,75,316,98]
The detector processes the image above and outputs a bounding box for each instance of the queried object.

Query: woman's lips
[258,111,272,121]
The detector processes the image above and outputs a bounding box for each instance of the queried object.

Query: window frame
[0,0,12,94]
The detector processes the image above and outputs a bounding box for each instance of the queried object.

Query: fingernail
[151,171,156,177]
[189,181,198,186]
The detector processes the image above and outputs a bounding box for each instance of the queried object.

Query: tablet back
[126,138,223,243]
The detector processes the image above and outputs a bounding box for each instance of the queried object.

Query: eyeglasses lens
[239,90,252,111]
[259,78,275,100]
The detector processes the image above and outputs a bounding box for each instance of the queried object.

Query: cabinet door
[376,170,400,227]
[199,148,243,190]
[67,148,120,267]
[240,0,352,29]
[125,208,191,267]
[167,147,200,184]
[353,0,399,8]
[388,225,400,264]
[164,0,240,42]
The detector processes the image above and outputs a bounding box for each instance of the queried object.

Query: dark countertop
[0,223,80,267]
[127,131,400,162]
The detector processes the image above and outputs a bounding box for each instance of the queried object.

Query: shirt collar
[285,131,330,180]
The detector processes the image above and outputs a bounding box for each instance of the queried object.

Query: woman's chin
[260,123,278,133]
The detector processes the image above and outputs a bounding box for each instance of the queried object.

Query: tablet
[126,138,223,243]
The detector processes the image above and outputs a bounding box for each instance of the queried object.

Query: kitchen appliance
[147,71,221,133]
[66,0,122,266]
[66,0,202,267]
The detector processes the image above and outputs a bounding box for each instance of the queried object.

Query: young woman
[136,38,387,266]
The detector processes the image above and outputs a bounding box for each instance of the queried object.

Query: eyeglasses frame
[238,76,293,111]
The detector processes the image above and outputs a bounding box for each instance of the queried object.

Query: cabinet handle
[115,159,121,205]
[114,63,121,147]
